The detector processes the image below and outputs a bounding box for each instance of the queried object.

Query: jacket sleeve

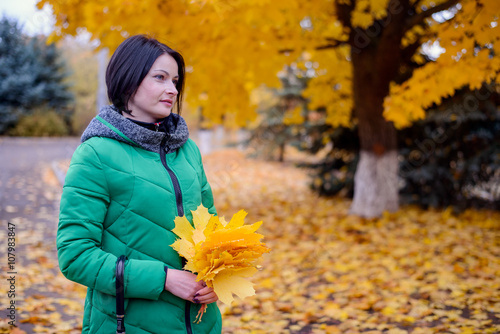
[191,140,217,215]
[201,165,216,216]
[57,142,165,300]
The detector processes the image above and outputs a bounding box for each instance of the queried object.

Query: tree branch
[315,42,348,51]
[406,0,460,29]
[401,40,422,65]
[335,1,354,30]
[278,39,349,53]
[320,38,350,49]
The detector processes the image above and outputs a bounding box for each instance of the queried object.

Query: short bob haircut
[106,35,185,115]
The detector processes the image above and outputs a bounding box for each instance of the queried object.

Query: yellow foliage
[38,0,500,129]
[283,106,305,125]
[171,205,270,309]
[385,0,500,128]
[303,46,353,127]
[351,0,390,28]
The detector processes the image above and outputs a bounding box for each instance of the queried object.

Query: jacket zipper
[160,135,192,333]
[185,301,192,334]
[160,135,184,217]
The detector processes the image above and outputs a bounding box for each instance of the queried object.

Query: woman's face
[127,53,179,123]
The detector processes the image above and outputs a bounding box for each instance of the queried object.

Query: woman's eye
[173,80,178,86]
[154,75,165,80]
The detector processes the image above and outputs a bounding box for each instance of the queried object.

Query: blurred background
[0,0,499,214]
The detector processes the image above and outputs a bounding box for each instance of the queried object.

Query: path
[0,137,80,333]
[0,137,80,222]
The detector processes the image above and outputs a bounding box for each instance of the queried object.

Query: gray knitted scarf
[81,105,189,154]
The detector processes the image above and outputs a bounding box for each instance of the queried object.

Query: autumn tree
[302,83,500,210]
[39,0,500,217]
[247,65,311,162]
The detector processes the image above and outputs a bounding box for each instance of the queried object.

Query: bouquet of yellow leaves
[171,204,270,322]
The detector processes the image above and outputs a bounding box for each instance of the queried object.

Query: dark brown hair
[106,35,185,114]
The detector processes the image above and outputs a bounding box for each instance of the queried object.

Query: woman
[58,35,221,333]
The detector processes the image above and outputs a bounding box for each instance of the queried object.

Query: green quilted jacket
[58,106,222,334]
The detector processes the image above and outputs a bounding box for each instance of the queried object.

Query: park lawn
[1,149,498,334]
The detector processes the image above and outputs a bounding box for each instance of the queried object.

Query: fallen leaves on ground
[203,150,500,334]
[1,149,499,334]
[0,165,85,333]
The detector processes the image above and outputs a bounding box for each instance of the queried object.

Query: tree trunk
[350,85,399,217]
[278,141,285,162]
[348,7,407,217]
[351,150,399,217]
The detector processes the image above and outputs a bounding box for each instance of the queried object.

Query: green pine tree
[0,16,73,134]
[248,65,310,162]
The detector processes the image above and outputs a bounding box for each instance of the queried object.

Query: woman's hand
[193,285,218,304]
[164,269,218,304]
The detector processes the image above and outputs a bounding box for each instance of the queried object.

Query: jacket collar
[81,105,189,154]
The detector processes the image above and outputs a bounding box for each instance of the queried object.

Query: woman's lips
[160,99,173,107]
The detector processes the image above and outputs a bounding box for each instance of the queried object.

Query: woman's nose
[166,81,178,96]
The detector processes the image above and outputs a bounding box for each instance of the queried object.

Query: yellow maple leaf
[170,204,270,321]
[213,267,258,304]
[172,216,194,243]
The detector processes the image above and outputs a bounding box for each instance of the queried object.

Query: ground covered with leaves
[1,149,499,333]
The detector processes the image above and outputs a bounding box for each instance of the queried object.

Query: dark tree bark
[346,0,410,217]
